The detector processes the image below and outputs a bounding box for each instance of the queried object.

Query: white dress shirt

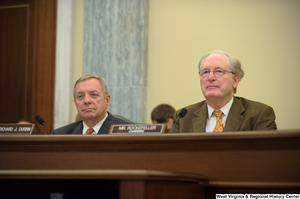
[205,97,234,133]
[82,113,108,134]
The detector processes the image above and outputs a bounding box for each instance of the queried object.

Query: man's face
[200,53,240,104]
[74,78,110,123]
[153,118,174,133]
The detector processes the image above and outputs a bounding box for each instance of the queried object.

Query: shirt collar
[207,97,234,119]
[82,113,108,134]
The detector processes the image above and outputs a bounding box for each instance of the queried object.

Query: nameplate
[0,124,34,135]
[109,124,166,134]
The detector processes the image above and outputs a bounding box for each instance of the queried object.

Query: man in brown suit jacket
[173,50,277,133]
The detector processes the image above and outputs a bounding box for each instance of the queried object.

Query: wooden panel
[0,0,56,133]
[0,130,299,195]
[0,2,35,122]
[0,170,207,199]
[120,180,146,199]
[34,0,56,133]
[143,181,205,199]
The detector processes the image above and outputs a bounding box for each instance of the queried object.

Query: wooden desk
[0,170,207,199]
[0,130,300,197]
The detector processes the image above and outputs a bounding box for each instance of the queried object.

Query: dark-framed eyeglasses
[199,68,235,78]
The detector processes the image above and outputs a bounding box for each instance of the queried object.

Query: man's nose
[207,71,216,80]
[84,95,92,103]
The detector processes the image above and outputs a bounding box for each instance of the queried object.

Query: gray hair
[73,74,109,100]
[198,50,244,94]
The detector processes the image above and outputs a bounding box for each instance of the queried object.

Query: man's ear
[105,94,111,108]
[233,74,240,89]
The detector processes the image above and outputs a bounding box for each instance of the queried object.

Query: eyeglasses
[199,68,235,78]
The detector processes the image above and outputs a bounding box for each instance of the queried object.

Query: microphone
[172,108,187,133]
[35,115,47,135]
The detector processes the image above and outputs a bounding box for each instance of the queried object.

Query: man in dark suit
[52,74,132,135]
[173,50,277,133]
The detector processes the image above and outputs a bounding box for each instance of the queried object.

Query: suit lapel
[97,113,115,134]
[71,122,84,134]
[192,102,208,132]
[224,97,244,132]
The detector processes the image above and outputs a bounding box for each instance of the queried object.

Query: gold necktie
[86,128,94,134]
[213,110,224,132]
